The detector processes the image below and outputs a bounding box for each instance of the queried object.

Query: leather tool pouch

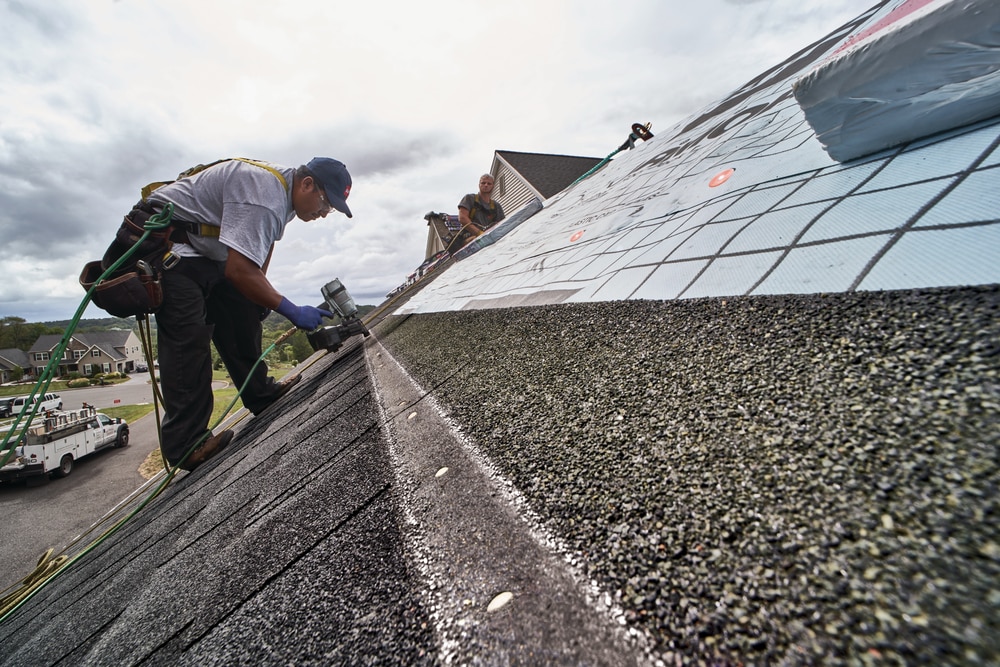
[80,261,164,317]
[80,202,171,317]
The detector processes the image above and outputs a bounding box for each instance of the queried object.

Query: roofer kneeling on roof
[452,173,505,250]
[141,157,352,471]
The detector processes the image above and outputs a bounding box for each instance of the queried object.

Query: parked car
[6,395,30,416]
[0,397,14,418]
[40,393,63,411]
[9,393,62,415]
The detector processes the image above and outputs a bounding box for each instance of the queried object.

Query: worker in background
[453,174,505,250]
[142,157,353,471]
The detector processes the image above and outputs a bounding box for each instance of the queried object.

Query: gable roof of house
[28,332,135,359]
[0,349,30,371]
[494,150,604,199]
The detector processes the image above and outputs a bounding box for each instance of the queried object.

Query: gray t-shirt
[148,160,295,267]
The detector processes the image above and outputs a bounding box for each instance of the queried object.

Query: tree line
[0,317,64,351]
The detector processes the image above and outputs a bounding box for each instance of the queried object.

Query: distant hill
[41,316,139,332]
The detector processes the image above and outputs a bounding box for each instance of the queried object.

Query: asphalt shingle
[0,345,436,666]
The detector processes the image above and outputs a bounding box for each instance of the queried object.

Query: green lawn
[0,377,130,397]
[0,381,71,396]
[99,387,243,428]
[102,403,156,423]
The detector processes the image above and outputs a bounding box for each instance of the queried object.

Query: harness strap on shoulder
[140,157,289,201]
[140,181,172,202]
[468,195,496,229]
[232,158,289,192]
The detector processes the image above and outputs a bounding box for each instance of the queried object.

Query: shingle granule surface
[376,286,1000,665]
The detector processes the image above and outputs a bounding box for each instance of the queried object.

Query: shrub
[67,378,90,388]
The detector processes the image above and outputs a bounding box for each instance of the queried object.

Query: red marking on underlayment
[570,230,585,242]
[834,0,938,56]
[709,169,735,188]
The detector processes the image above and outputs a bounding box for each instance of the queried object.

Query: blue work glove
[276,297,332,330]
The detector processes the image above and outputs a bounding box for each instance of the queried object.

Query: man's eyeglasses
[314,181,333,214]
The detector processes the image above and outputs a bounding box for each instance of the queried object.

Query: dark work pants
[156,257,281,466]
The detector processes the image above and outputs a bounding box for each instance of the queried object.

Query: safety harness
[143,157,290,241]
[141,157,289,201]
[466,194,500,230]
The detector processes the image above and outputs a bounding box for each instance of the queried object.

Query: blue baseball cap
[307,157,353,218]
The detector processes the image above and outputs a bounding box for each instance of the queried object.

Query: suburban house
[0,348,31,384]
[27,331,145,377]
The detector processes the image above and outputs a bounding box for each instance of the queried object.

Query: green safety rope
[571,122,654,187]
[0,205,174,462]
[571,147,624,187]
[0,205,296,621]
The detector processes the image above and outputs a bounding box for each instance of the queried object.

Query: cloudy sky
[0,0,877,323]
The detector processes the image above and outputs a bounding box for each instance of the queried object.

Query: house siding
[492,157,542,219]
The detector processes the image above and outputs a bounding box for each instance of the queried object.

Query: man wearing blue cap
[142,157,353,471]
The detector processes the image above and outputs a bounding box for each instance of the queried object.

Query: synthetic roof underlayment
[1,0,998,664]
[402,0,1000,313]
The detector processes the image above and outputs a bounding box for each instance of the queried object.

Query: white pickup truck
[0,404,129,482]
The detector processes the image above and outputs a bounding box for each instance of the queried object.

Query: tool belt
[79,201,174,317]
[79,259,164,318]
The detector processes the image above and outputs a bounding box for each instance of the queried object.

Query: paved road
[54,377,227,411]
[0,412,161,590]
[0,378,231,591]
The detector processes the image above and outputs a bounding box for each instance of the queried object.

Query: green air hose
[0,204,297,621]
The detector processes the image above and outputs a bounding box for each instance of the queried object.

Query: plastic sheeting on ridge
[793,0,1000,162]
[401,0,1000,314]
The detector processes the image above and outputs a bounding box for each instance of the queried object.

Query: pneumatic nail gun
[306,278,370,353]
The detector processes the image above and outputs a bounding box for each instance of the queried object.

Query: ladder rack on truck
[0,404,130,482]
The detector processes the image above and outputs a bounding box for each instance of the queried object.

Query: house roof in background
[494,150,604,199]
[28,332,135,358]
[0,349,30,370]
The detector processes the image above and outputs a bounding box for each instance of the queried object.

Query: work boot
[251,374,301,416]
[178,429,234,471]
